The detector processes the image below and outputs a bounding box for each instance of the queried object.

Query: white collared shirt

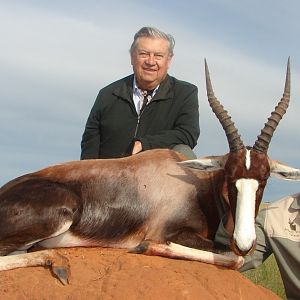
[132,77,159,114]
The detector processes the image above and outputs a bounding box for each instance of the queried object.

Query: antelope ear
[269,159,300,181]
[177,156,225,171]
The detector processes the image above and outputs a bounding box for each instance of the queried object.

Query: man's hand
[132,141,142,155]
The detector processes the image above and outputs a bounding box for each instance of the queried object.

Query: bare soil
[0,247,280,300]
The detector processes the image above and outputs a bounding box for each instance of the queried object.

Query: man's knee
[172,144,197,159]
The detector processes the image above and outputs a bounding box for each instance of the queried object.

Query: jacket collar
[112,75,134,103]
[290,194,300,210]
[113,74,174,103]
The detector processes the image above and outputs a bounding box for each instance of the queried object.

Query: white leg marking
[234,178,258,252]
[0,250,70,284]
[141,242,244,269]
[0,250,65,269]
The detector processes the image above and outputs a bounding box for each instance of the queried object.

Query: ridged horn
[253,57,291,153]
[205,59,244,152]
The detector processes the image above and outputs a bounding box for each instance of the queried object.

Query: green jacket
[215,194,300,300]
[81,74,200,159]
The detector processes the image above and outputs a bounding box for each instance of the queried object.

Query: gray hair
[130,27,175,56]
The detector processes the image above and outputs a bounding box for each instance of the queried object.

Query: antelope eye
[259,179,268,186]
[226,174,237,182]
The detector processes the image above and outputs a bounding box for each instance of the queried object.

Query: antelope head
[180,58,300,256]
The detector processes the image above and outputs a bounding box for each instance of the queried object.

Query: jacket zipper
[133,96,153,139]
[133,110,143,138]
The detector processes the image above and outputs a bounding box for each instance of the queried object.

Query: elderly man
[81,26,200,159]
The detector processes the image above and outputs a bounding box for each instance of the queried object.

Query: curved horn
[253,58,291,153]
[205,59,244,152]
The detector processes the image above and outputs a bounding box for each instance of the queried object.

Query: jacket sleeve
[80,94,101,159]
[239,209,273,272]
[138,86,200,150]
[214,210,272,272]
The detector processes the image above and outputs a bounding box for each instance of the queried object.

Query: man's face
[131,37,173,90]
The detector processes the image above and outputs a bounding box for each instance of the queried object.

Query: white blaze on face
[233,178,258,252]
[245,149,251,170]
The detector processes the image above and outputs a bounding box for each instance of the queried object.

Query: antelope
[0,59,299,285]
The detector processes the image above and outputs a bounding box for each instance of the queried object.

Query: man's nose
[145,54,155,65]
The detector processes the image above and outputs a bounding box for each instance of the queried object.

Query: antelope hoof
[223,252,245,270]
[52,265,70,285]
[129,241,150,254]
[233,255,245,270]
[47,252,70,285]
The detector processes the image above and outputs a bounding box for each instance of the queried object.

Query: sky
[0,0,300,201]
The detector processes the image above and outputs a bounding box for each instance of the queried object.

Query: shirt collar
[133,76,159,97]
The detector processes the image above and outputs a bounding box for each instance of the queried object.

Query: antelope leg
[0,250,70,285]
[130,241,244,270]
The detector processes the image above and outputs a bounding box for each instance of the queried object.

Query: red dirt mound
[0,247,280,300]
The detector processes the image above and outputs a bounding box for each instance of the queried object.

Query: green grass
[242,202,286,299]
[242,253,286,299]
